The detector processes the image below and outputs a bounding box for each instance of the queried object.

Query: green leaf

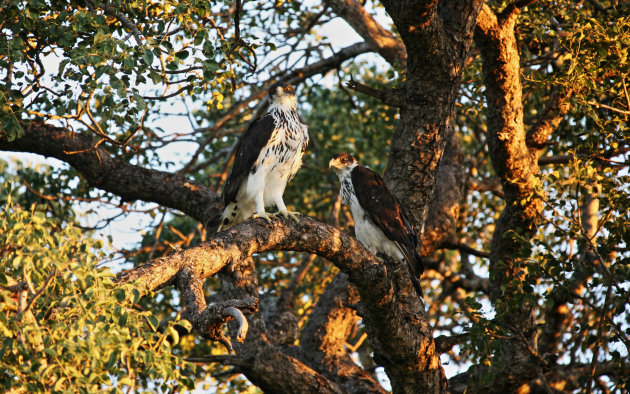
[143,48,154,66]
[44,348,56,357]
[176,319,192,333]
[118,311,128,327]
[167,326,179,345]
[115,289,125,302]
[145,315,159,332]
[175,50,189,60]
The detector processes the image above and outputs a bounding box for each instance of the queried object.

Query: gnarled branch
[326,0,406,68]
[117,215,440,393]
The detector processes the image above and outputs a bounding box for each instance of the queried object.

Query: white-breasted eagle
[216,83,309,232]
[329,153,424,298]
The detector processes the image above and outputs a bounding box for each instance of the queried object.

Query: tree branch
[86,0,143,46]
[177,267,258,351]
[216,255,344,394]
[526,89,572,149]
[0,122,220,224]
[326,0,406,68]
[470,2,547,390]
[117,216,440,393]
[345,78,404,107]
[435,333,468,353]
[422,135,468,256]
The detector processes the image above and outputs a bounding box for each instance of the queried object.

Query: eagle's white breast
[246,104,308,208]
[338,170,405,262]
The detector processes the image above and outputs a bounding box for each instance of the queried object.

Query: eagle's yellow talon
[253,212,274,224]
[277,210,301,223]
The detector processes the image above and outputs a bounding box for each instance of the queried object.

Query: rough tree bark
[118,216,430,392]
[450,3,572,392]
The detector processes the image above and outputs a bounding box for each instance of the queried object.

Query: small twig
[345,76,404,107]
[588,100,630,115]
[277,254,316,311]
[142,84,193,100]
[21,269,57,319]
[505,323,549,368]
[622,77,630,111]
[346,332,368,353]
[573,293,630,351]
[442,240,491,259]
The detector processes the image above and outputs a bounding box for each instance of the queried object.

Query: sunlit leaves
[0,0,251,140]
[0,186,196,392]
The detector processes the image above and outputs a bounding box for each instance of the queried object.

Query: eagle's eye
[284,87,292,92]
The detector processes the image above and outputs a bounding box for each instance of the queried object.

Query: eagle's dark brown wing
[223,114,276,205]
[351,165,424,296]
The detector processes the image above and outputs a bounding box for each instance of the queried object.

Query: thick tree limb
[283,42,371,83]
[117,216,439,393]
[380,0,482,242]
[435,333,468,354]
[422,135,468,256]
[461,2,570,391]
[526,89,572,149]
[326,1,479,267]
[326,0,406,68]
[0,122,220,224]
[214,255,345,394]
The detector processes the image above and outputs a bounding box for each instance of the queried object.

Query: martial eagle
[329,153,424,298]
[216,83,309,232]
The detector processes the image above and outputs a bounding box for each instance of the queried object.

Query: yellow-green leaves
[0,193,196,392]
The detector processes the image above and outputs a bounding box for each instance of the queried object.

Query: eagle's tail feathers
[414,250,425,276]
[407,264,424,298]
[207,214,222,234]
[216,202,239,232]
[396,243,424,299]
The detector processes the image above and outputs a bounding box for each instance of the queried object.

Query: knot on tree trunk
[177,267,259,352]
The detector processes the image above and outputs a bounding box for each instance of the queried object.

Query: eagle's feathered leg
[252,188,274,224]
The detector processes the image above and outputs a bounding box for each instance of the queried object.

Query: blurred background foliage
[0,0,628,392]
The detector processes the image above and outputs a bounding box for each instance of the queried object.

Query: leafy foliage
[0,186,196,392]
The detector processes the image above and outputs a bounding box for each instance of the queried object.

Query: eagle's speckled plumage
[217,83,308,231]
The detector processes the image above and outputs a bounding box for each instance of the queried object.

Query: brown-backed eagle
[329,153,424,298]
